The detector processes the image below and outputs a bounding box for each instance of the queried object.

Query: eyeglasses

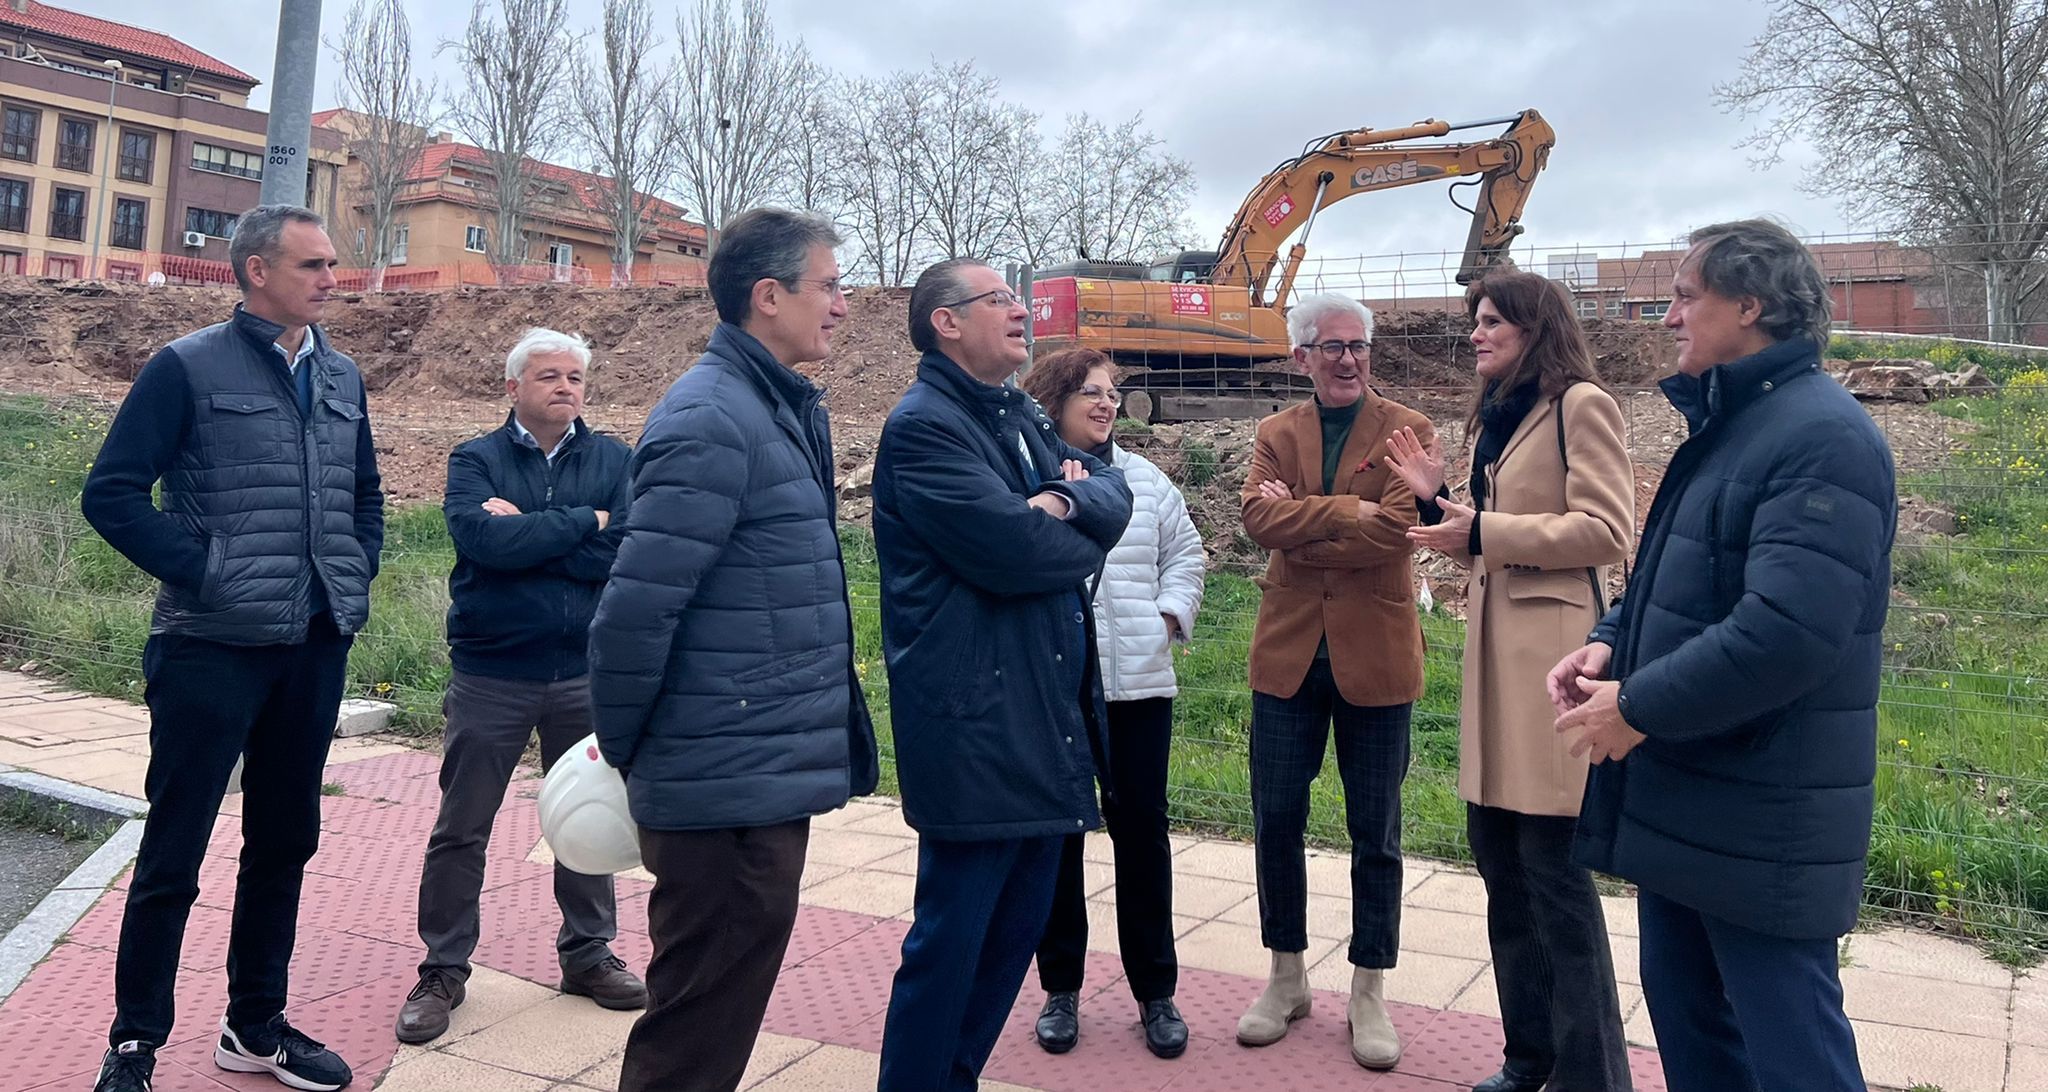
[787,277,846,297]
[1310,340,1371,361]
[938,288,1021,311]
[1078,384,1123,408]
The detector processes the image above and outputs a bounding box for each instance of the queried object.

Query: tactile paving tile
[280,928,418,1004]
[1630,1046,1669,1090]
[1390,1006,1508,1085]
[1147,1013,1409,1092]
[471,922,574,987]
[764,921,907,1047]
[779,905,895,969]
[476,876,565,934]
[984,949,1133,1065]
[299,831,424,885]
[325,750,441,783]
[0,1005,106,1092]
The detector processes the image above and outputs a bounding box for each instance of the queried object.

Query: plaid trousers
[1249,658,1413,968]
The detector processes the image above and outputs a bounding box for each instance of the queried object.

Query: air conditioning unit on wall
[181,231,205,248]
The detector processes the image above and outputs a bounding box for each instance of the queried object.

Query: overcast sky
[99,0,1852,293]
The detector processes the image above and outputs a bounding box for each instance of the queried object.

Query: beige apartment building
[0,0,346,279]
[316,109,709,287]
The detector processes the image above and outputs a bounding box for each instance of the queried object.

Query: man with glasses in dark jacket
[81,205,382,1092]
[1551,219,1896,1092]
[394,327,643,1046]
[588,207,878,1092]
[873,258,1133,1091]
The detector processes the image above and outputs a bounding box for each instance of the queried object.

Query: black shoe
[1472,1067,1550,1092]
[395,968,467,1044]
[214,1016,354,1091]
[94,1041,156,1092]
[560,954,648,1011]
[1141,997,1189,1059]
[1034,991,1079,1054]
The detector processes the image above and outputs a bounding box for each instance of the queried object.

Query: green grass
[0,788,123,844]
[0,386,2043,958]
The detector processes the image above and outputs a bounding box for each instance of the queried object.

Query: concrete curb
[0,769,147,1003]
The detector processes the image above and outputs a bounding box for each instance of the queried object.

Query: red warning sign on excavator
[1170,286,1211,315]
[1263,195,1294,226]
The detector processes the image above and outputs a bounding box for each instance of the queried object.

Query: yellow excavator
[1027,109,1555,422]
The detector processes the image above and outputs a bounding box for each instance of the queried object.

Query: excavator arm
[1210,109,1556,308]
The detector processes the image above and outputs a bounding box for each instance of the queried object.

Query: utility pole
[87,58,120,274]
[257,0,322,208]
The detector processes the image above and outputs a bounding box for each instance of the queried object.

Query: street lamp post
[88,57,121,276]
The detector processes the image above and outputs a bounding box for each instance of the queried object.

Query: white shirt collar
[513,416,578,462]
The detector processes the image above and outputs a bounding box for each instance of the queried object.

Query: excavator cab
[1146,251,1220,284]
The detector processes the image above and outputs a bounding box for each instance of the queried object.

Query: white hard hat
[538,734,642,875]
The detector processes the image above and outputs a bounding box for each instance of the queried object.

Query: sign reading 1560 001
[269,145,297,166]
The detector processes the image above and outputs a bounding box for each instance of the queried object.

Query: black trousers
[619,819,808,1092]
[1036,696,1178,1002]
[1250,659,1412,967]
[417,671,616,980]
[110,615,353,1048]
[1467,803,1631,1091]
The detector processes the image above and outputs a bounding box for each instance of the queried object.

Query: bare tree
[906,61,1028,261]
[571,0,678,286]
[833,72,934,285]
[445,0,575,279]
[1043,112,1196,263]
[328,0,436,291]
[667,0,807,253]
[997,112,1058,267]
[1720,0,2048,342]
[779,54,838,218]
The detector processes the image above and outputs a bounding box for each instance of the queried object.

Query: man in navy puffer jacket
[587,209,878,1092]
[1550,219,1895,1092]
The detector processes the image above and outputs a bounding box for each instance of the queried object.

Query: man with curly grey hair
[1550,219,1894,1091]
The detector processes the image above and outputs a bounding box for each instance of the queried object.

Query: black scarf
[1469,379,1542,511]
[1086,437,1114,462]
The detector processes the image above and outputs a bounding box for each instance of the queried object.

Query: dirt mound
[1369,310,1677,388]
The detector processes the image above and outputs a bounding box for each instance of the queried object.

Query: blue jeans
[1638,890,1865,1092]
[878,835,1064,1091]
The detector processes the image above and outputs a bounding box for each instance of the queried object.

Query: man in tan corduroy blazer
[1233,294,1433,1071]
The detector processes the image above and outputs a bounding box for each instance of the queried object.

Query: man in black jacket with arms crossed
[394,327,644,1046]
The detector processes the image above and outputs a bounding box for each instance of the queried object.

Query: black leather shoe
[1472,1067,1549,1092]
[1035,991,1079,1054]
[1141,997,1188,1059]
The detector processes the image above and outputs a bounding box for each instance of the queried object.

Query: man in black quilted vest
[81,205,384,1092]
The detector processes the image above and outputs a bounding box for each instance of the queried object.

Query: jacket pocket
[1506,570,1594,608]
[731,646,840,688]
[203,393,289,465]
[198,532,226,609]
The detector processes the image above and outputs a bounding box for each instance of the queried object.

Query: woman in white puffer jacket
[1020,348,1206,1060]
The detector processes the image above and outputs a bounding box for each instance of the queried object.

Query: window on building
[354,227,366,253]
[464,224,486,252]
[46,255,79,278]
[117,130,153,183]
[1547,252,1599,291]
[189,141,262,180]
[0,250,22,274]
[0,178,27,233]
[56,118,93,172]
[1605,298,1623,318]
[107,261,141,282]
[2,106,38,163]
[48,186,86,240]
[185,206,237,238]
[547,242,571,266]
[390,224,409,264]
[1575,297,1599,320]
[111,198,146,250]
[1638,301,1670,321]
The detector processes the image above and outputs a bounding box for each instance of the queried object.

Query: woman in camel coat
[1385,270,1635,1092]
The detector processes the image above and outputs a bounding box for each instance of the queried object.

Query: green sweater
[1319,397,1361,494]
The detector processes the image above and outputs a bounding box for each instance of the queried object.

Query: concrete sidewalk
[0,670,2035,1092]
